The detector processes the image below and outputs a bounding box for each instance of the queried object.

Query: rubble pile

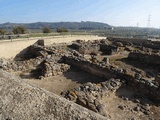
[62,78,122,116]
[41,59,70,77]
[70,39,119,55]
[70,40,100,54]
[0,44,72,77]
[0,57,44,72]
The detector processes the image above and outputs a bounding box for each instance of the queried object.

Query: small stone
[123,97,129,101]
[46,55,51,59]
[135,73,142,79]
[94,99,101,106]
[134,99,140,103]
[133,106,140,112]
[87,102,98,112]
[155,73,160,86]
[143,110,150,115]
[118,105,125,110]
[68,94,76,101]
[96,104,108,117]
[77,97,86,106]
[102,57,110,64]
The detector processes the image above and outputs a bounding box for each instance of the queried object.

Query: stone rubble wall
[62,79,122,117]
[41,60,70,77]
[63,55,160,100]
[99,44,118,55]
[108,37,160,50]
[107,37,146,46]
[63,56,117,79]
[0,57,44,72]
[63,55,135,80]
[128,50,160,65]
[70,39,118,55]
[0,70,108,120]
[142,41,160,50]
[70,40,100,54]
[0,44,72,78]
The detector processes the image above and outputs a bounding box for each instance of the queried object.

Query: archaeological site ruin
[0,37,160,120]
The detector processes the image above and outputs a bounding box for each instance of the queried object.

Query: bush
[0,29,7,35]
[12,26,27,34]
[42,27,51,33]
[56,28,68,33]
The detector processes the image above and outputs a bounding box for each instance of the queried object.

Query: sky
[0,0,160,28]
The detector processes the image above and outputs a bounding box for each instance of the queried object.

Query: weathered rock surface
[0,70,108,120]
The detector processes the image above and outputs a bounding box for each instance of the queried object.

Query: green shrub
[12,26,27,34]
[56,28,68,33]
[0,29,7,35]
[42,27,51,33]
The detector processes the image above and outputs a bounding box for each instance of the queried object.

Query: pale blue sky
[0,0,160,28]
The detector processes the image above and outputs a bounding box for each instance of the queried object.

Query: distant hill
[0,21,111,30]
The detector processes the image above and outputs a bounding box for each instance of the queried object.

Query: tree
[42,27,51,33]
[0,29,7,35]
[12,26,27,34]
[56,28,68,33]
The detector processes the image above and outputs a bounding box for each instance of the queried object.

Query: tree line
[0,26,68,35]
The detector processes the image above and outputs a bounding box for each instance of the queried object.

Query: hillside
[0,21,111,30]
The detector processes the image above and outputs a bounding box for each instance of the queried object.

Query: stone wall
[108,37,148,46]
[0,70,108,120]
[142,41,160,50]
[41,60,70,77]
[128,50,160,65]
[100,45,118,55]
[108,37,160,50]
[63,56,117,80]
[63,55,160,100]
[70,40,100,55]
[70,39,118,55]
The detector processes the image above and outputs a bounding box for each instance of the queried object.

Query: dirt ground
[24,67,105,95]
[102,87,160,120]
